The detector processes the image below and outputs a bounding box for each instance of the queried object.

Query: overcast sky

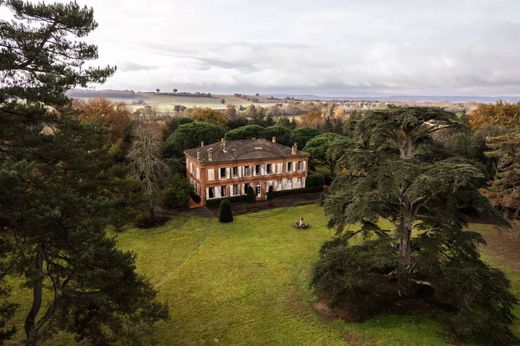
[25,1,520,95]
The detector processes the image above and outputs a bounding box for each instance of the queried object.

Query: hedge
[206,195,248,208]
[206,186,323,208]
[306,174,325,188]
[271,185,323,198]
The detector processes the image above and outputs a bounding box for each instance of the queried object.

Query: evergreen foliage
[303,132,345,174]
[164,174,193,209]
[305,174,325,188]
[219,199,234,223]
[314,106,517,345]
[164,121,226,157]
[266,185,274,200]
[246,186,256,203]
[289,127,320,148]
[263,126,291,145]
[225,124,265,140]
[0,1,168,344]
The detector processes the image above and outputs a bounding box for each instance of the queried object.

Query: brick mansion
[184,138,309,207]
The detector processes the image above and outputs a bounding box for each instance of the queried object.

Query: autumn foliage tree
[300,111,323,128]
[468,101,520,130]
[191,107,228,125]
[74,97,131,142]
[484,132,520,219]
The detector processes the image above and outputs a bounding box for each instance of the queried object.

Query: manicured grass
[115,205,448,345]
[6,205,520,345]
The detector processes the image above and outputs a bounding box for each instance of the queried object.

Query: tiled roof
[184,139,309,164]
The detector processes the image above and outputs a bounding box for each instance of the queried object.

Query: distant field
[6,204,519,345]
[72,92,280,111]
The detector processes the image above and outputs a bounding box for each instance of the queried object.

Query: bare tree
[128,123,169,223]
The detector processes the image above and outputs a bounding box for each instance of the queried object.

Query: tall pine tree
[0,1,167,344]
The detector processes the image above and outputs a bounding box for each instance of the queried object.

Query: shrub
[271,186,323,198]
[219,199,233,223]
[266,185,274,200]
[246,186,256,203]
[306,174,325,188]
[206,195,247,208]
[163,174,193,208]
[190,192,201,203]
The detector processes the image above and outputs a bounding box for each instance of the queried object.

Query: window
[297,161,303,171]
[244,166,251,177]
[287,162,293,172]
[244,183,250,194]
[208,169,215,181]
[232,184,239,196]
[286,178,292,188]
[255,183,261,197]
[276,179,282,191]
[232,166,238,177]
[297,177,303,187]
[220,186,227,197]
[266,163,273,174]
[255,164,261,175]
[220,167,227,179]
[208,187,215,199]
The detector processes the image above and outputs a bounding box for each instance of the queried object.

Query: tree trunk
[397,221,413,297]
[24,247,43,346]
[400,134,413,160]
[397,134,414,296]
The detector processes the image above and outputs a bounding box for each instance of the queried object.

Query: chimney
[291,143,298,155]
[196,149,200,160]
[200,141,204,147]
[222,137,227,152]
[207,148,213,161]
[272,136,276,143]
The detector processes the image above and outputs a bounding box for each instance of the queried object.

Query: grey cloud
[76,0,520,96]
[118,62,158,72]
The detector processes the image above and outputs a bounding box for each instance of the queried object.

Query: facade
[184,138,309,207]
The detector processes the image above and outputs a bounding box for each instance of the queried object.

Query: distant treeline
[67,89,137,98]
[156,91,212,97]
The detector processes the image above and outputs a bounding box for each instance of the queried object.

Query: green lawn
[6,204,520,345]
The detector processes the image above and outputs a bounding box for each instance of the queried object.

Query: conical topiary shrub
[266,185,274,200]
[246,186,256,203]
[219,198,233,223]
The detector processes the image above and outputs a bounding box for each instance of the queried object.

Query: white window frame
[208,187,215,199]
